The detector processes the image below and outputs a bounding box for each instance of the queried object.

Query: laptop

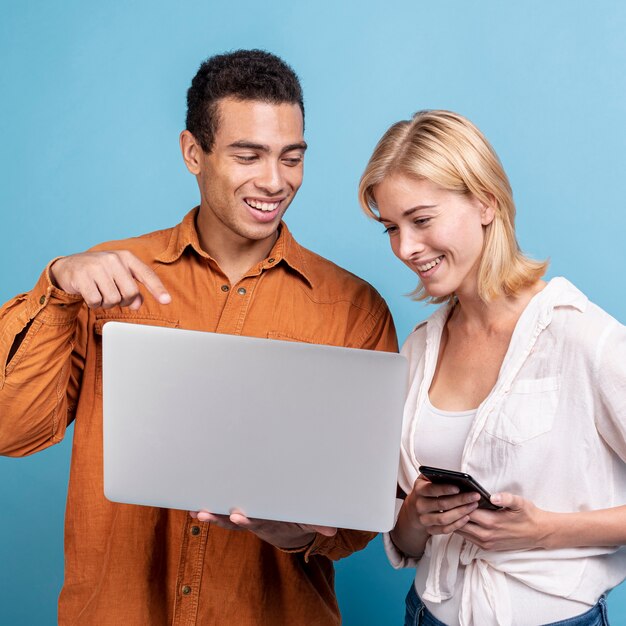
[102,322,407,532]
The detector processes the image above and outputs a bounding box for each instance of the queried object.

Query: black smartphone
[418,465,502,510]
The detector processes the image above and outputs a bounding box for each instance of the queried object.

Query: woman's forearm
[389,501,430,559]
[461,495,626,552]
[542,504,626,550]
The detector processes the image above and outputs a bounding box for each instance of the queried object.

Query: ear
[180,130,203,175]
[480,193,496,226]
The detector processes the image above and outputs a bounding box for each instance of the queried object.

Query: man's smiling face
[192,97,306,250]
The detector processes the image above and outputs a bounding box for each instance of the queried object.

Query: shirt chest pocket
[486,376,560,445]
[93,316,179,396]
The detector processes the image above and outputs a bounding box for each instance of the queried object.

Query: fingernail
[159,293,171,304]
[197,512,210,522]
[491,493,502,504]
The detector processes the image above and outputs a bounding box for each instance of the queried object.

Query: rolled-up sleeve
[382,528,421,569]
[0,262,86,457]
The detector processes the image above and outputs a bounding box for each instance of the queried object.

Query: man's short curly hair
[186,49,305,153]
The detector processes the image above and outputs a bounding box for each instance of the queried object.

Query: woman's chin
[421,283,454,299]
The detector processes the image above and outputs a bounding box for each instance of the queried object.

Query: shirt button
[182,585,192,595]
[237,287,246,295]
[221,285,229,292]
[190,525,200,536]
[268,258,275,264]
[39,296,46,304]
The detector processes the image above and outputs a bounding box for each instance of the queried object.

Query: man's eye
[235,155,257,163]
[282,157,303,166]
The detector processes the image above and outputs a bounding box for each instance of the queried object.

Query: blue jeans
[404,584,610,626]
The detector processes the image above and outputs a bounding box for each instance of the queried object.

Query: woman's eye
[383,226,398,235]
[414,217,431,227]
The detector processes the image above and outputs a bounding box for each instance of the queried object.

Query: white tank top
[414,394,476,469]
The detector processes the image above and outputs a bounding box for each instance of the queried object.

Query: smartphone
[418,465,502,510]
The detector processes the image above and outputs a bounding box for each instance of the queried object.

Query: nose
[396,228,425,262]
[255,160,284,195]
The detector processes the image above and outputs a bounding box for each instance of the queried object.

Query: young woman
[359,110,625,626]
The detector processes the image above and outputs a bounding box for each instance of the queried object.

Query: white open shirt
[385,277,626,626]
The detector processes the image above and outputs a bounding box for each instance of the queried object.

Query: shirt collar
[155,208,207,264]
[535,276,588,313]
[156,207,314,288]
[416,276,588,335]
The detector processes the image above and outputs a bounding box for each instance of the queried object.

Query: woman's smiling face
[374,174,495,300]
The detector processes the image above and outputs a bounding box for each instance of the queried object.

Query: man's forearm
[303,528,377,562]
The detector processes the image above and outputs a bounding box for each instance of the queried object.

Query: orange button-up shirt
[0,208,398,626]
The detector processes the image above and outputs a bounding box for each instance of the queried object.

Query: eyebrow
[227,140,308,154]
[378,204,438,222]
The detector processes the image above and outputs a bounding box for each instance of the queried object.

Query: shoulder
[400,305,446,357]
[295,243,388,314]
[548,278,624,362]
[88,225,174,267]
[550,278,619,330]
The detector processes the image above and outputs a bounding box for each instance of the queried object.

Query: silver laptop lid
[103,322,406,532]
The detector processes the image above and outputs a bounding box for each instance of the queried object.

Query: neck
[452,280,546,333]
[196,207,279,285]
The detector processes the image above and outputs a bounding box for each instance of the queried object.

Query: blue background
[1,1,625,624]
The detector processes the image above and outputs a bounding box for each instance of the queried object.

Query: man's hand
[189,510,337,550]
[50,251,171,310]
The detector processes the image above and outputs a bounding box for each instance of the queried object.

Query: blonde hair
[358,110,548,304]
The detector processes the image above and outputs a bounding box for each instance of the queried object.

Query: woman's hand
[389,476,481,558]
[406,476,482,535]
[456,492,552,551]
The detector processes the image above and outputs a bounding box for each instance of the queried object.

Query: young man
[0,50,397,625]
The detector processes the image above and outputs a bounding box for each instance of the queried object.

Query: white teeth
[246,199,280,212]
[417,256,443,272]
